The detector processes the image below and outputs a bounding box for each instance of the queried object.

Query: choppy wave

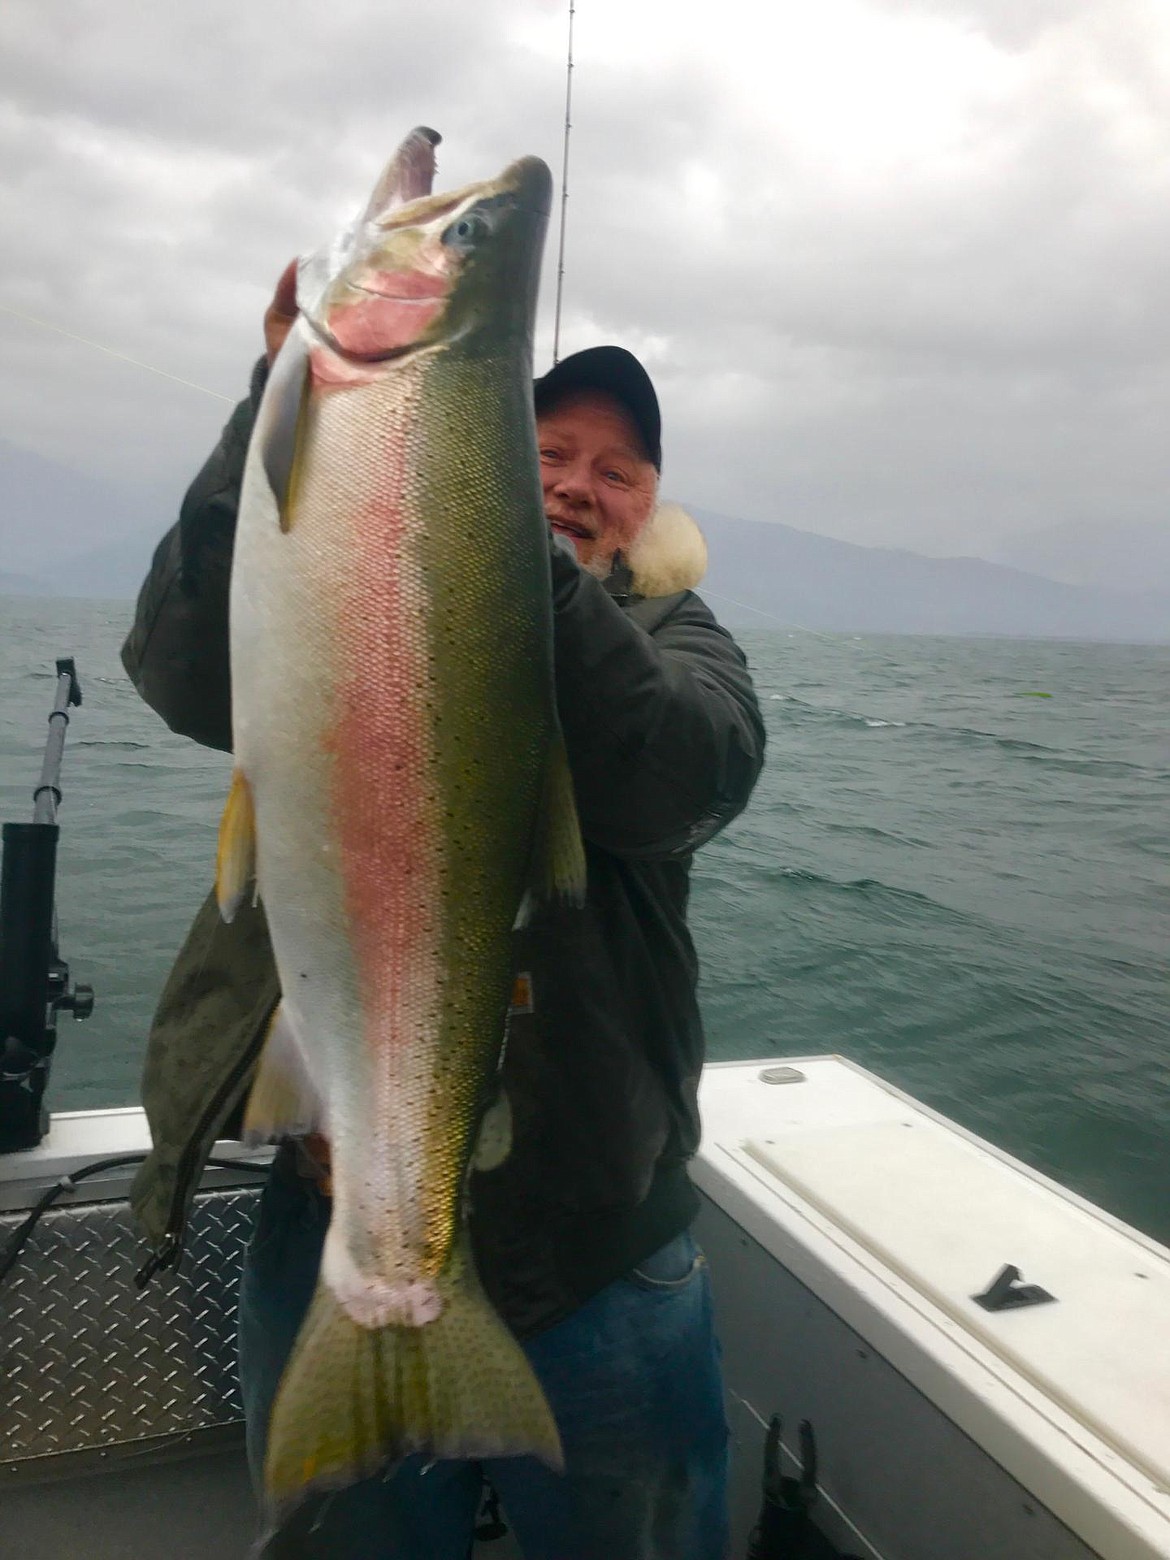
[773,865,928,899]
[766,693,1160,777]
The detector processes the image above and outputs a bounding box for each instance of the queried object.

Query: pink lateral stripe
[325,444,442,1072]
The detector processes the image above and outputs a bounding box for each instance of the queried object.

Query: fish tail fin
[264,1232,562,1518]
[533,729,587,906]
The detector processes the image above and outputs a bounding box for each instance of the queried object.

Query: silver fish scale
[1,1187,259,1465]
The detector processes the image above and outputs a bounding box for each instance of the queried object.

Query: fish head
[298,131,553,364]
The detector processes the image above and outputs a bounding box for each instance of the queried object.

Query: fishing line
[0,301,234,403]
[700,584,845,644]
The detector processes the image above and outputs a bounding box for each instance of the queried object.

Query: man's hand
[264,259,299,365]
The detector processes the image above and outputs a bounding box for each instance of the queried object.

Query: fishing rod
[0,659,94,1153]
[552,0,576,364]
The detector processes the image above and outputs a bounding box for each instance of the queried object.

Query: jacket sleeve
[120,359,268,753]
[550,543,766,859]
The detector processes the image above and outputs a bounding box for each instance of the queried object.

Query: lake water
[2,595,1167,1241]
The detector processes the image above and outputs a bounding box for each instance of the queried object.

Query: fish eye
[443,210,491,249]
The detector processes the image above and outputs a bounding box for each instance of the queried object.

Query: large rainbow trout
[216,129,583,1513]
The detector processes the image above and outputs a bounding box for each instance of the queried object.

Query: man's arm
[122,266,296,751]
[120,361,267,752]
[550,545,765,860]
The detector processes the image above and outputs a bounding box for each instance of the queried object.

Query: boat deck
[3,1058,1169,1557]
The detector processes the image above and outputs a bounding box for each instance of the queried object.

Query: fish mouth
[374,189,465,233]
[394,126,441,205]
[495,155,553,217]
[299,142,553,363]
[360,127,442,229]
[376,158,552,232]
[350,272,449,305]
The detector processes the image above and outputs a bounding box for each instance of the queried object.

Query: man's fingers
[271,258,298,318]
[264,258,299,364]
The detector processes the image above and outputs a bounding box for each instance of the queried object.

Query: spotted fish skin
[218,131,581,1515]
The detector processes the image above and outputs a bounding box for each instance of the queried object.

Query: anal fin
[243,1003,325,1145]
[216,769,257,922]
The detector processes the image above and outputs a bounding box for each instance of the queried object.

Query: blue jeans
[237,1164,729,1559]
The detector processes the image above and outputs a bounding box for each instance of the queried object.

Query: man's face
[537,389,659,576]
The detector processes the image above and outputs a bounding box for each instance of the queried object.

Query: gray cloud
[1,0,1167,570]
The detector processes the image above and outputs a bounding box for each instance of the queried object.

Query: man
[122,264,765,1559]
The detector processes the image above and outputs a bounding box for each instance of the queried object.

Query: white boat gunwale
[696,1055,1170,1560]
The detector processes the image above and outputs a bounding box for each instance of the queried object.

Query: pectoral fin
[260,328,312,532]
[216,769,257,922]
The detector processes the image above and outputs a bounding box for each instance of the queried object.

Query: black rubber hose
[0,1153,269,1290]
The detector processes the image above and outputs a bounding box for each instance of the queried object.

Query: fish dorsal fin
[259,329,313,532]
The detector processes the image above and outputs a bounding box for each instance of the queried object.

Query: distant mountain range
[990,518,1170,597]
[0,569,44,595]
[0,439,168,601]
[3,530,159,602]
[694,509,1169,642]
[1,441,1166,642]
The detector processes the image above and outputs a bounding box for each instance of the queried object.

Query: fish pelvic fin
[531,729,587,908]
[242,1003,326,1145]
[216,769,257,922]
[263,1230,562,1521]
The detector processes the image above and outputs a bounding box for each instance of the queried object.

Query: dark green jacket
[122,361,765,1335]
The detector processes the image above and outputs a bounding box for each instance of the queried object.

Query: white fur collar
[624,503,707,598]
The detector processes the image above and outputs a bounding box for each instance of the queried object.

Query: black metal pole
[0,823,59,1069]
[0,657,88,1152]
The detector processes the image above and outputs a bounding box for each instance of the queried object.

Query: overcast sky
[1,0,1168,567]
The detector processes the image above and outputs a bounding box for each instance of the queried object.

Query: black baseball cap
[533,346,662,471]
